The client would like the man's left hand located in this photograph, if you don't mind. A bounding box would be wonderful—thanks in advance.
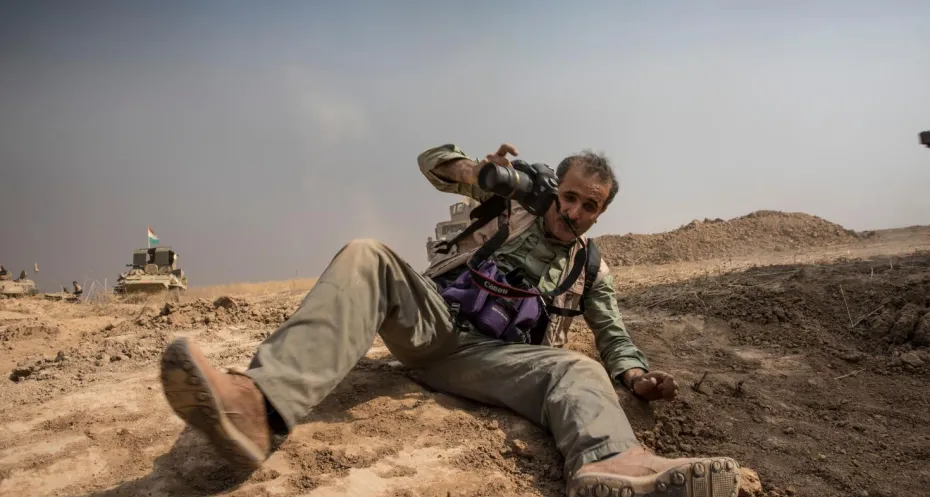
[482,143,519,167]
[630,371,679,401]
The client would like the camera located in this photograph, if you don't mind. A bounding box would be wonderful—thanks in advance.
[477,160,559,216]
[920,130,930,148]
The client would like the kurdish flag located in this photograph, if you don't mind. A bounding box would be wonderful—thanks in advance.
[147,226,160,247]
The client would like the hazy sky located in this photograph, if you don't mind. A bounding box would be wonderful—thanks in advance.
[2,1,928,291]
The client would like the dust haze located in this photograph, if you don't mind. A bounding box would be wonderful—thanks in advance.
[1,2,928,291]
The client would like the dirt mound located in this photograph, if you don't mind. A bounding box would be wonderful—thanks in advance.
[596,210,860,267]
[2,295,295,391]
[129,296,291,330]
[0,320,61,342]
[621,252,930,364]
[610,251,930,496]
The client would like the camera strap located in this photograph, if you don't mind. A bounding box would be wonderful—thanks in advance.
[433,197,598,318]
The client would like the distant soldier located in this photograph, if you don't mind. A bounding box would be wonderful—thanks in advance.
[18,270,27,281]
[0,265,9,280]
[72,281,83,296]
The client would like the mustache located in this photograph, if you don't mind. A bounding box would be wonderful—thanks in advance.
[557,213,577,228]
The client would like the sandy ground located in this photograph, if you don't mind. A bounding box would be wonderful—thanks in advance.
[2,225,930,497]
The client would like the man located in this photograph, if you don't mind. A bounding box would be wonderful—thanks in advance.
[159,143,743,497]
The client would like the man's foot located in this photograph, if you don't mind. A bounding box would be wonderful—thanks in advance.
[160,336,271,471]
[568,447,741,497]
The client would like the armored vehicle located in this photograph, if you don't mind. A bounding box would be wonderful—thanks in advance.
[0,268,38,298]
[113,246,188,295]
[425,197,479,262]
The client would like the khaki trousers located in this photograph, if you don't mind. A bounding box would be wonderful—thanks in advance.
[244,239,639,476]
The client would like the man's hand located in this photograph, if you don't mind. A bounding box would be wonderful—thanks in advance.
[482,143,520,168]
[623,370,679,402]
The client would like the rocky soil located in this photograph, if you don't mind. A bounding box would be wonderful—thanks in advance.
[1,217,929,497]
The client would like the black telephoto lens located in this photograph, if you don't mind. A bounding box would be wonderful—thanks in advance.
[477,163,532,200]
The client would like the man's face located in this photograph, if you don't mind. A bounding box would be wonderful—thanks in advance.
[543,163,611,242]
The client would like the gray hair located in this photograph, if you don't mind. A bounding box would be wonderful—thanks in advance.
[555,150,619,209]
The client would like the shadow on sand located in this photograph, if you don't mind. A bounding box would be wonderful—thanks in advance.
[78,358,441,497]
[80,425,254,497]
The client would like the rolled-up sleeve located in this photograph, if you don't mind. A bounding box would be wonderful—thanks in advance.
[417,144,493,202]
[583,271,650,383]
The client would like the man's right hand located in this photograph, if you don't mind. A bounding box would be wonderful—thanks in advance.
[630,371,679,402]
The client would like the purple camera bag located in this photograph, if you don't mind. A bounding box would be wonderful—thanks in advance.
[437,260,543,343]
